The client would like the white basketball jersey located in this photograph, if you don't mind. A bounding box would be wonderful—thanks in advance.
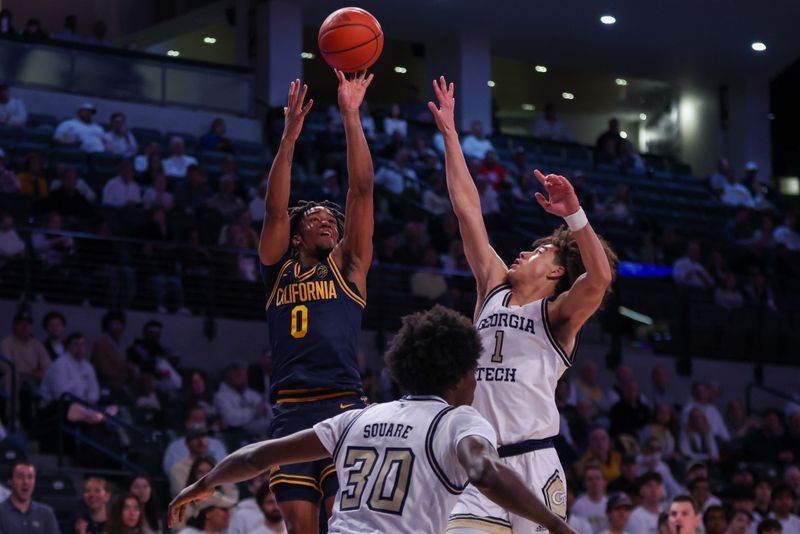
[313,396,496,534]
[471,284,575,444]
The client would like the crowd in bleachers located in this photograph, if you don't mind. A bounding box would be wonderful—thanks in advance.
[1,10,115,48]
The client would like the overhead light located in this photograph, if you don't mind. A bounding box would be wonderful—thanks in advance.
[394,66,407,74]
[600,15,616,25]
[620,131,628,139]
[639,113,647,121]
[300,52,315,59]
[561,92,574,100]
[203,36,216,44]
[751,41,766,52]
[521,104,535,111]
[615,78,628,86]
[487,80,496,88]
[166,50,180,57]
[534,65,548,73]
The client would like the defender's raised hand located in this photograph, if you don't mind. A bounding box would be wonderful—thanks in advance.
[533,170,581,218]
[336,69,374,114]
[427,76,456,135]
[283,79,314,141]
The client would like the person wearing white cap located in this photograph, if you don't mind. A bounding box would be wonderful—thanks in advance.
[0,81,27,128]
[53,102,109,153]
[176,491,237,534]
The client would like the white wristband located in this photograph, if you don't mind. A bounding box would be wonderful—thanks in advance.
[563,207,588,231]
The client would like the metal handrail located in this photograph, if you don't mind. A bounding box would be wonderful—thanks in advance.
[0,353,17,434]
[745,382,798,415]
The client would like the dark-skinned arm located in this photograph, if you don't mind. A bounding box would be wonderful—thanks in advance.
[457,436,577,534]
[258,80,314,265]
[168,429,327,527]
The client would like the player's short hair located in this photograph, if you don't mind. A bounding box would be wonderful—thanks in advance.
[288,200,345,244]
[670,494,700,513]
[531,225,618,296]
[385,305,481,396]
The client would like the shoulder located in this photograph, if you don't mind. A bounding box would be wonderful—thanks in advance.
[31,500,56,516]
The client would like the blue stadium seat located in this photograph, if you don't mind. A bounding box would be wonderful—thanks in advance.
[26,112,58,130]
[232,139,265,157]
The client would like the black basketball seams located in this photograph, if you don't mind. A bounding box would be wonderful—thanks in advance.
[321,33,383,70]
[319,23,381,54]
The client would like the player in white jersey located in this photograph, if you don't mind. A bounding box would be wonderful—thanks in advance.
[427,76,619,534]
[168,306,576,534]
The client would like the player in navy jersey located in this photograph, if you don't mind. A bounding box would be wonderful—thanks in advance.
[257,71,375,534]
[168,306,577,534]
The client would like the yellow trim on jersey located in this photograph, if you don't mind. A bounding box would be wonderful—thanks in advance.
[277,390,358,403]
[277,386,332,394]
[447,515,512,533]
[265,259,294,310]
[319,465,337,484]
[294,262,317,282]
[269,476,320,492]
[328,256,366,308]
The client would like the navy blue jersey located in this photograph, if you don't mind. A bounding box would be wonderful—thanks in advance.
[261,251,364,403]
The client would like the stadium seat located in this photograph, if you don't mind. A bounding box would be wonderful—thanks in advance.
[50,147,87,168]
[232,139,265,157]
[89,152,125,176]
[26,112,58,130]
[131,127,164,149]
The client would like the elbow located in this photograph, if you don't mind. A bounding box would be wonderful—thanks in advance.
[467,456,501,491]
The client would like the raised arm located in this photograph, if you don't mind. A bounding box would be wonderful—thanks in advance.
[428,76,506,304]
[535,171,614,339]
[331,70,374,298]
[258,80,314,265]
[168,429,327,527]
[457,436,576,534]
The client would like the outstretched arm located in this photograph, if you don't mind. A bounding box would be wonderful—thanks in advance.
[168,429,327,527]
[332,70,374,298]
[428,76,506,306]
[535,171,614,339]
[258,80,314,265]
[457,436,576,534]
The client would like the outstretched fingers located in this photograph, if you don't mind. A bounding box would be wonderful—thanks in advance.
[534,191,550,210]
[533,169,547,185]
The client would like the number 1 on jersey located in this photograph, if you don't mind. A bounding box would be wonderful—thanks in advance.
[491,330,504,363]
[291,304,308,338]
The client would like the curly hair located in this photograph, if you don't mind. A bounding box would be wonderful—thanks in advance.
[385,305,482,396]
[531,225,619,297]
[288,200,345,245]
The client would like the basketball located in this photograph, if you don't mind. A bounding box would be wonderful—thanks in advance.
[318,7,383,72]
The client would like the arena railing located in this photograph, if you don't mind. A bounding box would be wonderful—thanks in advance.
[0,35,255,116]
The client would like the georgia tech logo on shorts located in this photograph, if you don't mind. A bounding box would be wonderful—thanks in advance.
[542,470,567,520]
[316,265,329,279]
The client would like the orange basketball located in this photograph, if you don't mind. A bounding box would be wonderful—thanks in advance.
[318,7,383,73]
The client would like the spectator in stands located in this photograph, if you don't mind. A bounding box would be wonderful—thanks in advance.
[163,136,198,178]
[648,364,677,407]
[383,103,408,138]
[608,455,640,496]
[163,407,227,475]
[214,362,271,439]
[183,370,218,425]
[690,478,722,514]
[784,467,800,499]
[641,403,679,458]
[104,112,138,158]
[573,464,610,533]
[0,212,25,268]
[720,170,756,208]
[200,118,233,152]
[567,485,594,533]
[673,241,715,290]
[234,483,285,534]
[596,118,624,156]
[129,474,163,534]
[714,273,745,310]
[773,212,800,251]
[184,456,240,503]
[479,150,506,190]
[462,120,495,160]
[726,509,753,534]
[753,480,774,524]
[90,310,129,388]
[41,310,66,361]
[77,476,111,534]
[680,408,720,462]
[46,171,94,223]
[374,147,419,196]
[606,185,633,221]
[0,148,20,194]
[476,172,501,227]
[620,141,646,174]
[16,153,48,199]
[421,171,451,216]
[577,428,622,482]
[134,141,160,174]
[106,493,144,534]
[575,361,606,409]
[606,365,639,408]
[668,496,704,534]
[31,212,77,273]
[87,20,112,47]
[744,409,786,461]
[0,81,27,128]
[709,158,734,196]
[601,492,633,534]
[743,267,778,311]
[1,311,50,397]
[703,505,728,534]
[359,100,377,140]
[248,179,267,224]
[223,222,258,282]
[0,461,59,534]
[127,319,183,389]
[610,380,651,438]
[53,102,108,153]
[175,165,213,212]
[726,399,760,445]
[51,164,97,201]
[206,174,244,221]
[19,18,47,41]
[627,472,665,533]
[0,9,14,35]
[142,171,174,211]
[169,426,213,496]
[781,412,800,463]
[53,14,82,42]
[532,103,572,142]
[39,331,101,417]
[180,492,236,534]
[682,381,730,442]
[409,247,448,303]
[103,161,142,208]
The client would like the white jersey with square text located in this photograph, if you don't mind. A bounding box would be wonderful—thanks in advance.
[472,284,575,444]
[313,396,497,534]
